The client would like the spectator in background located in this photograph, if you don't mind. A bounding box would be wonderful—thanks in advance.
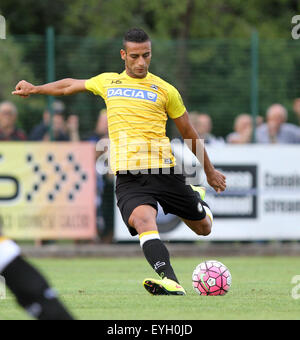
[29,100,80,141]
[66,114,80,142]
[189,111,224,145]
[293,98,300,126]
[42,112,69,141]
[256,115,264,127]
[0,101,27,141]
[30,100,64,140]
[227,114,253,144]
[227,114,264,144]
[256,103,300,143]
[86,109,114,243]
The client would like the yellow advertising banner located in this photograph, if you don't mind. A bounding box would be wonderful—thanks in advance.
[0,142,96,239]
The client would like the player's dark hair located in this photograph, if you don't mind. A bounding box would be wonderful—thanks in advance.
[123,28,150,48]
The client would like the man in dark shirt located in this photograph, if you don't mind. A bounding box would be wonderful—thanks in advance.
[0,101,26,141]
[30,100,80,142]
[29,100,70,141]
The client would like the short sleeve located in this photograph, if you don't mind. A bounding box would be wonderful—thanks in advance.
[166,84,186,119]
[85,74,106,98]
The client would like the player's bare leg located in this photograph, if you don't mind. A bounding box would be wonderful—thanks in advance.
[128,204,158,236]
[183,185,214,236]
[129,205,186,295]
[181,215,212,236]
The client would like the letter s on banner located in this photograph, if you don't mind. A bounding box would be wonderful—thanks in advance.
[291,15,300,40]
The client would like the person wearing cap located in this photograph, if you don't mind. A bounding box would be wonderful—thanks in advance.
[0,101,27,141]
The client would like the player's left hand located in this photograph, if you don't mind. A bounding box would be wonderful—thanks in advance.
[206,169,226,194]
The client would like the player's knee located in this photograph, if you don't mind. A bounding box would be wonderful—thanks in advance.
[129,214,155,232]
[128,206,157,232]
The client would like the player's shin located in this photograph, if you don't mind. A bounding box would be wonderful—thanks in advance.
[140,231,179,283]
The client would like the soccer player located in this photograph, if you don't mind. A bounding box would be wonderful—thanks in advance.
[12,28,226,296]
[0,228,73,319]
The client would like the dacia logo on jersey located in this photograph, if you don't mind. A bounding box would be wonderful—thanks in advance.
[107,88,158,102]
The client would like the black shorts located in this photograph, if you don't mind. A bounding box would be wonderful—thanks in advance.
[115,167,208,236]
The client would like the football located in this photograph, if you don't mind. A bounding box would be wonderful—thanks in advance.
[192,260,232,296]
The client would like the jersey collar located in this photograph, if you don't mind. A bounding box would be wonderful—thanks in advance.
[121,70,150,81]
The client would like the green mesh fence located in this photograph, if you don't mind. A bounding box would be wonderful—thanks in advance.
[6,34,300,139]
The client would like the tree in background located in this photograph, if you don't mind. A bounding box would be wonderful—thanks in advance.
[1,0,298,39]
[0,37,45,132]
[1,0,299,137]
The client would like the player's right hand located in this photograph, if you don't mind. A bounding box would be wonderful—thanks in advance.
[206,168,227,194]
[12,80,35,98]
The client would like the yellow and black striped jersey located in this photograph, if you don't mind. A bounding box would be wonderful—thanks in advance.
[85,70,186,174]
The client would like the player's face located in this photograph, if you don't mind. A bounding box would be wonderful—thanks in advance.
[121,41,152,78]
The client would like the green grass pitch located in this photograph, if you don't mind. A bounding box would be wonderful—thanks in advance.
[0,256,299,320]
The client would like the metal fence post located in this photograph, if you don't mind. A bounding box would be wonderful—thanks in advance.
[46,26,55,141]
[251,30,259,143]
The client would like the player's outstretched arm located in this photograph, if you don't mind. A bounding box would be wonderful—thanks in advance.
[12,79,87,98]
[173,111,226,193]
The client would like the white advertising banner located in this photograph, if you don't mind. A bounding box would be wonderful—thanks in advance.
[114,145,300,241]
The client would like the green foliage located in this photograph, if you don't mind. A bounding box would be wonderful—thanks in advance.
[1,0,299,137]
[61,0,299,40]
[0,37,45,132]
[2,34,299,138]
[1,0,299,39]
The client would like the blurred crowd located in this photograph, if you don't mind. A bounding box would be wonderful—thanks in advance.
[188,99,300,145]
[0,100,80,142]
[1,98,300,145]
[1,98,300,244]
